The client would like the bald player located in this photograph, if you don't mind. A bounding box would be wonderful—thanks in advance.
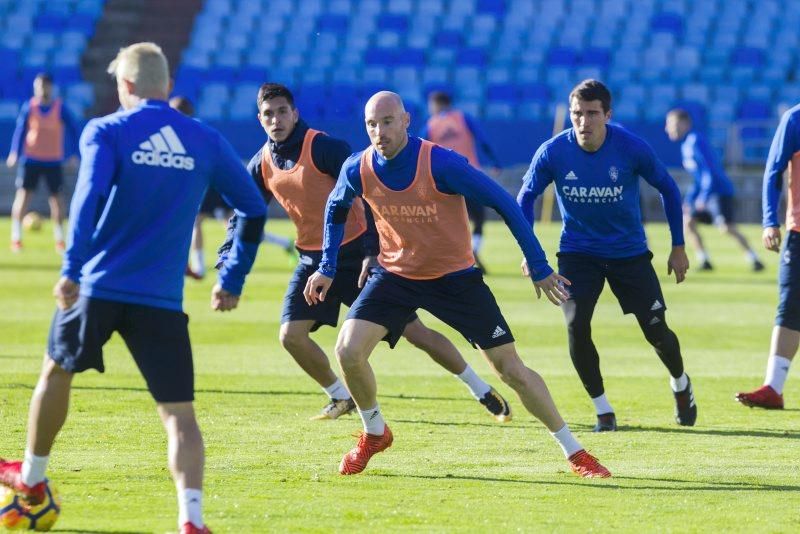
[304,92,611,479]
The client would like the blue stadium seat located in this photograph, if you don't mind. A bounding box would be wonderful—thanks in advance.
[650,12,683,37]
[547,47,578,67]
[457,48,487,67]
[377,14,409,32]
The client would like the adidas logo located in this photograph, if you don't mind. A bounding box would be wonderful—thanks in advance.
[565,170,578,180]
[131,125,195,170]
[650,300,663,311]
[371,186,386,197]
[649,316,661,325]
[491,325,506,339]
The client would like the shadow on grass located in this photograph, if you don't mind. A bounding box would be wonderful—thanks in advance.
[393,417,533,429]
[373,472,800,492]
[0,383,470,403]
[570,422,800,439]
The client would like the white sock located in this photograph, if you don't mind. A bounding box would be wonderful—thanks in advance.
[764,355,792,395]
[191,249,205,275]
[471,234,483,253]
[746,250,759,262]
[21,450,48,486]
[455,365,491,399]
[358,404,386,435]
[11,219,21,242]
[696,251,709,263]
[323,378,351,400]
[53,222,64,242]
[550,424,583,458]
[670,372,689,392]
[178,488,203,529]
[591,393,614,415]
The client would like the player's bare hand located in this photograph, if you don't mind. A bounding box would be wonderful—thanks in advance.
[53,276,79,310]
[763,226,782,252]
[521,259,530,277]
[211,283,239,311]
[358,255,378,288]
[5,153,16,168]
[533,272,571,305]
[667,246,689,284]
[304,271,333,305]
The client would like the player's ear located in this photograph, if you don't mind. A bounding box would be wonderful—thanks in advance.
[292,106,299,124]
[403,111,411,127]
[167,77,174,95]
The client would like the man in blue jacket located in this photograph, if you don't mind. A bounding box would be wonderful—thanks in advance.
[665,108,764,271]
[0,43,266,534]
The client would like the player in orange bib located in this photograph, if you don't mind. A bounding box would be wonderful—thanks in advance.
[304,91,611,479]
[217,83,511,422]
[6,72,79,252]
[420,91,503,273]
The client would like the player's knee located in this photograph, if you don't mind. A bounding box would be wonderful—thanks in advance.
[279,325,309,352]
[640,314,671,346]
[335,340,367,369]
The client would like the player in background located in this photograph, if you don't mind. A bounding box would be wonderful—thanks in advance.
[665,108,764,272]
[420,91,502,273]
[6,72,80,253]
[735,104,800,409]
[169,96,295,280]
[0,43,267,534]
[518,80,696,432]
[218,83,511,422]
[304,91,610,478]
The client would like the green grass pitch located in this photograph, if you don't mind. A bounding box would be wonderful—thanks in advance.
[0,217,798,533]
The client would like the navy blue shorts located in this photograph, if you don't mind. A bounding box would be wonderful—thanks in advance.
[347,267,514,350]
[777,230,800,331]
[199,188,230,216]
[47,296,194,403]
[558,251,666,316]
[689,194,735,225]
[282,237,415,331]
[17,163,63,194]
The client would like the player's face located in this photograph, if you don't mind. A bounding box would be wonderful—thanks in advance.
[365,103,410,159]
[570,98,610,151]
[665,113,687,141]
[258,97,299,142]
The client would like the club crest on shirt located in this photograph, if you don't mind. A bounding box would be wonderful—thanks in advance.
[609,166,619,182]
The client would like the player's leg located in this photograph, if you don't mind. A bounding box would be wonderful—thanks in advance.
[280,319,355,419]
[45,166,65,251]
[1,297,117,504]
[716,196,763,270]
[282,261,359,419]
[121,303,208,531]
[188,213,206,279]
[557,254,614,430]
[335,318,394,474]
[10,166,35,250]
[684,206,712,270]
[737,232,800,408]
[401,317,511,421]
[609,253,696,425]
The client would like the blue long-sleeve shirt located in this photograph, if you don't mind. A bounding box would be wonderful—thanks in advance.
[63,99,266,310]
[419,110,502,168]
[8,99,80,165]
[679,130,735,206]
[319,135,554,281]
[763,104,800,228]
[517,124,684,258]
[217,120,379,261]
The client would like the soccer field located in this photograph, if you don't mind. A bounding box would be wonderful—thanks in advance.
[0,217,798,533]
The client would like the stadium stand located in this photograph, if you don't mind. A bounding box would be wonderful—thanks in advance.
[0,0,797,170]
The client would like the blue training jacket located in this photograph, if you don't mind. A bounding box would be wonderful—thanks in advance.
[62,99,267,311]
[517,123,684,258]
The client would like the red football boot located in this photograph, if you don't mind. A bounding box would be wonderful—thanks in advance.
[0,459,46,505]
[180,522,212,534]
[735,385,784,409]
[339,425,393,475]
[568,450,612,478]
